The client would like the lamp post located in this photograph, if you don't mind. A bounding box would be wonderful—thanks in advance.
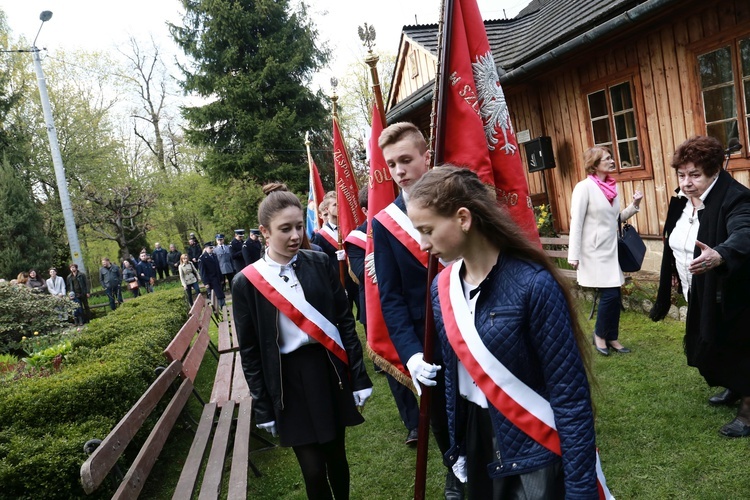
[31,11,86,273]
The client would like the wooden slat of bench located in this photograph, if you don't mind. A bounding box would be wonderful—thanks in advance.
[80,360,183,494]
[228,398,253,500]
[558,269,577,280]
[540,236,570,245]
[189,293,206,317]
[228,305,239,348]
[231,352,250,403]
[198,400,236,500]
[545,250,568,259]
[164,315,201,363]
[172,403,218,500]
[183,329,210,383]
[217,320,232,353]
[211,352,235,407]
[199,301,212,334]
[113,377,195,500]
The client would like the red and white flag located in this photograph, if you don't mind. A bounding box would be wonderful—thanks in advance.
[333,117,365,240]
[443,0,540,245]
[306,156,326,236]
[364,103,409,377]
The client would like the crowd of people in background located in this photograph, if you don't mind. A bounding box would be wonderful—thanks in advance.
[2,235,258,325]
[5,264,92,326]
[93,234,268,310]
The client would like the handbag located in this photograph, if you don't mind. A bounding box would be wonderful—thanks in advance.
[617,215,646,272]
[128,280,139,290]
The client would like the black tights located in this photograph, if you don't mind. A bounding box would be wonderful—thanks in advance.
[292,432,349,500]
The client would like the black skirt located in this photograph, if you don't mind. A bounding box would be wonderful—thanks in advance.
[277,343,364,447]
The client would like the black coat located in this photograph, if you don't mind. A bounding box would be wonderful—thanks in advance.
[198,252,222,285]
[242,239,262,266]
[344,221,367,325]
[230,238,245,272]
[66,271,89,297]
[232,250,372,425]
[151,247,168,268]
[187,243,202,263]
[651,170,750,392]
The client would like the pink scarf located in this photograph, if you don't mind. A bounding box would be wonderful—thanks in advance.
[588,174,617,205]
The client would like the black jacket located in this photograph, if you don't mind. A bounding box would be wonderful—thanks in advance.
[66,271,89,297]
[232,249,372,424]
[187,243,202,263]
[230,238,246,272]
[242,238,262,266]
[151,247,168,267]
[650,171,750,367]
[198,252,223,285]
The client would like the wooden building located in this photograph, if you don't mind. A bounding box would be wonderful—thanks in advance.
[385,0,750,272]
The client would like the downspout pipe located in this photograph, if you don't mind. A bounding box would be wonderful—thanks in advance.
[499,0,681,84]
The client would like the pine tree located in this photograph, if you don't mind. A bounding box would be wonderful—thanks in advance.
[0,160,54,279]
[170,0,330,192]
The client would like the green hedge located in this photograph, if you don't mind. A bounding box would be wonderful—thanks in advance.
[0,288,188,499]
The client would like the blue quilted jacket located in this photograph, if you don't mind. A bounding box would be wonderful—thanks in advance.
[431,255,599,499]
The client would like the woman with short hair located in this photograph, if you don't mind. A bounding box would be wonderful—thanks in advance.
[650,135,750,437]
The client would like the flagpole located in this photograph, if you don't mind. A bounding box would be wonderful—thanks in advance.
[359,24,388,127]
[304,131,319,229]
[330,79,347,286]
[414,1,454,499]
[360,24,400,199]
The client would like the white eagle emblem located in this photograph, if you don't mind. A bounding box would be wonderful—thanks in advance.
[472,51,516,154]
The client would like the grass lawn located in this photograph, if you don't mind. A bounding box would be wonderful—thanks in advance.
[140,299,750,499]
[585,306,749,499]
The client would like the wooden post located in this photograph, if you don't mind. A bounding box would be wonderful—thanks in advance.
[360,24,399,198]
[330,79,347,286]
[414,1,454,499]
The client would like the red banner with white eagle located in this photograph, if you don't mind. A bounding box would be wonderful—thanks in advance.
[364,103,410,378]
[443,0,540,246]
[333,117,365,240]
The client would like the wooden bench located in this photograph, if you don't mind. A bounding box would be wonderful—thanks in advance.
[540,236,630,319]
[80,293,262,499]
[540,236,577,281]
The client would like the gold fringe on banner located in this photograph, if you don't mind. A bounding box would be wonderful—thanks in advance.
[367,344,418,395]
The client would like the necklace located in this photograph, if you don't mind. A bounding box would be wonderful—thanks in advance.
[688,206,698,224]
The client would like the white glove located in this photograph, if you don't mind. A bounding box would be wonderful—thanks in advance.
[452,456,467,483]
[406,353,440,396]
[365,252,377,284]
[257,421,278,437]
[336,249,347,261]
[353,387,373,407]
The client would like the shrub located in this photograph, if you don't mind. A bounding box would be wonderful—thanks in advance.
[0,288,187,498]
[0,283,76,355]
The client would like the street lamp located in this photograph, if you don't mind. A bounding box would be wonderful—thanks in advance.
[31,11,86,273]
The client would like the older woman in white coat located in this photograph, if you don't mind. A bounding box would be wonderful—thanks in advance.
[568,147,643,356]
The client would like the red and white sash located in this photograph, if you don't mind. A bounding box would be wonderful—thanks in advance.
[374,203,429,268]
[242,259,348,365]
[344,229,366,250]
[318,224,339,249]
[437,262,613,499]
